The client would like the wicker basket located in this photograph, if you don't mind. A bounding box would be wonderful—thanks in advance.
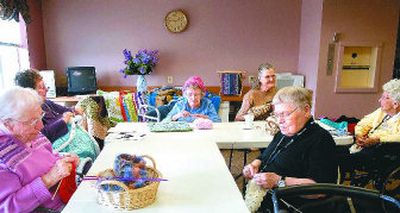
[96,155,162,210]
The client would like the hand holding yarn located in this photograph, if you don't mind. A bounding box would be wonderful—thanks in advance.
[62,112,74,124]
[42,156,76,188]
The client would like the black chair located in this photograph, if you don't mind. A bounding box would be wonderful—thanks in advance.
[270,183,400,213]
[346,143,400,199]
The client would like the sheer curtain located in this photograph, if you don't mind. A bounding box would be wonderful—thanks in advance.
[0,19,30,89]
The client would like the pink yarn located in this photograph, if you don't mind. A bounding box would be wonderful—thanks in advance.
[193,118,213,129]
[183,76,207,93]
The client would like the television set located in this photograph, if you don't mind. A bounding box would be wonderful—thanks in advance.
[66,66,97,95]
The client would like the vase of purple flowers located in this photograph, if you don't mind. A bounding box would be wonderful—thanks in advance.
[120,48,159,92]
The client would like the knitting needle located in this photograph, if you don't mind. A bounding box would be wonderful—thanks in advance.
[51,179,63,200]
[82,176,168,182]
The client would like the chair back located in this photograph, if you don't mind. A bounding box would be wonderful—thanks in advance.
[270,183,400,213]
[138,104,160,122]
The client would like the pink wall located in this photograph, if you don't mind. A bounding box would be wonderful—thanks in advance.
[297,0,323,111]
[27,0,46,70]
[314,0,400,119]
[41,0,301,87]
[33,0,400,119]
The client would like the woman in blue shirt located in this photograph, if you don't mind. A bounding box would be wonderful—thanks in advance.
[163,76,221,122]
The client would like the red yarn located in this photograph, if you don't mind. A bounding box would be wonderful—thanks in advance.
[58,163,77,204]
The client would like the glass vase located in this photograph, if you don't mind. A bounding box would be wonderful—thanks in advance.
[136,75,147,92]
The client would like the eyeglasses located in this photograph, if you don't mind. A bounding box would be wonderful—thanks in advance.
[186,92,202,98]
[265,74,276,79]
[16,112,45,126]
[273,107,298,119]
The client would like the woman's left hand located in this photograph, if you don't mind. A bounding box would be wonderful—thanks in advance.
[61,153,80,166]
[363,137,380,147]
[253,172,281,189]
[74,106,84,115]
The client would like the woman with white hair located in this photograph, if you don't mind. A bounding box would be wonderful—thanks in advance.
[339,79,400,174]
[355,79,400,146]
[0,87,79,212]
[242,86,337,212]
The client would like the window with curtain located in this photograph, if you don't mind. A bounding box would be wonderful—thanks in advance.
[0,19,30,90]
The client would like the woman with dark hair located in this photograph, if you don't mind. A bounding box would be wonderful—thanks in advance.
[235,63,277,121]
[15,69,99,174]
[14,69,82,142]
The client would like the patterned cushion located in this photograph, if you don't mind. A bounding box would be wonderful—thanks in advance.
[96,90,139,123]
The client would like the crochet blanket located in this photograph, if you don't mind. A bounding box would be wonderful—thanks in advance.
[148,122,193,132]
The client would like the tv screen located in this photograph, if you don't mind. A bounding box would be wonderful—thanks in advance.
[66,66,97,95]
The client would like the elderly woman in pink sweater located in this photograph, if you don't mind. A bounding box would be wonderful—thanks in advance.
[0,87,79,212]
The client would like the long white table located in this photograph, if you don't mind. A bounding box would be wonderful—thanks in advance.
[64,121,354,212]
[63,139,249,212]
[106,121,354,149]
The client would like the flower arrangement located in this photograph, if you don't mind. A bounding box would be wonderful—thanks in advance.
[120,49,159,77]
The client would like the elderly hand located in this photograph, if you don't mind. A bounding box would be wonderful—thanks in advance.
[172,110,190,121]
[363,136,380,147]
[74,106,84,115]
[243,160,261,179]
[62,112,74,124]
[253,172,281,189]
[356,135,380,147]
[41,156,76,188]
[61,153,80,166]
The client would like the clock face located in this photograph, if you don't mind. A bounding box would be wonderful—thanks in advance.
[164,10,188,33]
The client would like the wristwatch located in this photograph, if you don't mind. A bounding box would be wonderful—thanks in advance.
[277,176,286,188]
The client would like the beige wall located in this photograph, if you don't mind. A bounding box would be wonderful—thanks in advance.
[313,0,400,118]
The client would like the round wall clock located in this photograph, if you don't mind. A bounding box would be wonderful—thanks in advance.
[164,9,189,33]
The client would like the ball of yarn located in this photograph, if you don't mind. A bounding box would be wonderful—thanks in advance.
[193,118,213,129]
[113,153,148,189]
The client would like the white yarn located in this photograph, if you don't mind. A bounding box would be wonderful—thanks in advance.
[244,179,268,212]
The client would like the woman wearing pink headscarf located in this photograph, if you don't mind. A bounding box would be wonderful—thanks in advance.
[163,76,221,122]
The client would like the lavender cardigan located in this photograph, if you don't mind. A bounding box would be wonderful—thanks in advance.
[0,132,64,212]
[41,99,73,142]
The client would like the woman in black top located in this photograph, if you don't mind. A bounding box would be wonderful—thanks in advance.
[243,86,337,212]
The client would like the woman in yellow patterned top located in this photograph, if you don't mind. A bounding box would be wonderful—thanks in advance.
[235,63,277,121]
[355,79,400,147]
[339,79,400,176]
